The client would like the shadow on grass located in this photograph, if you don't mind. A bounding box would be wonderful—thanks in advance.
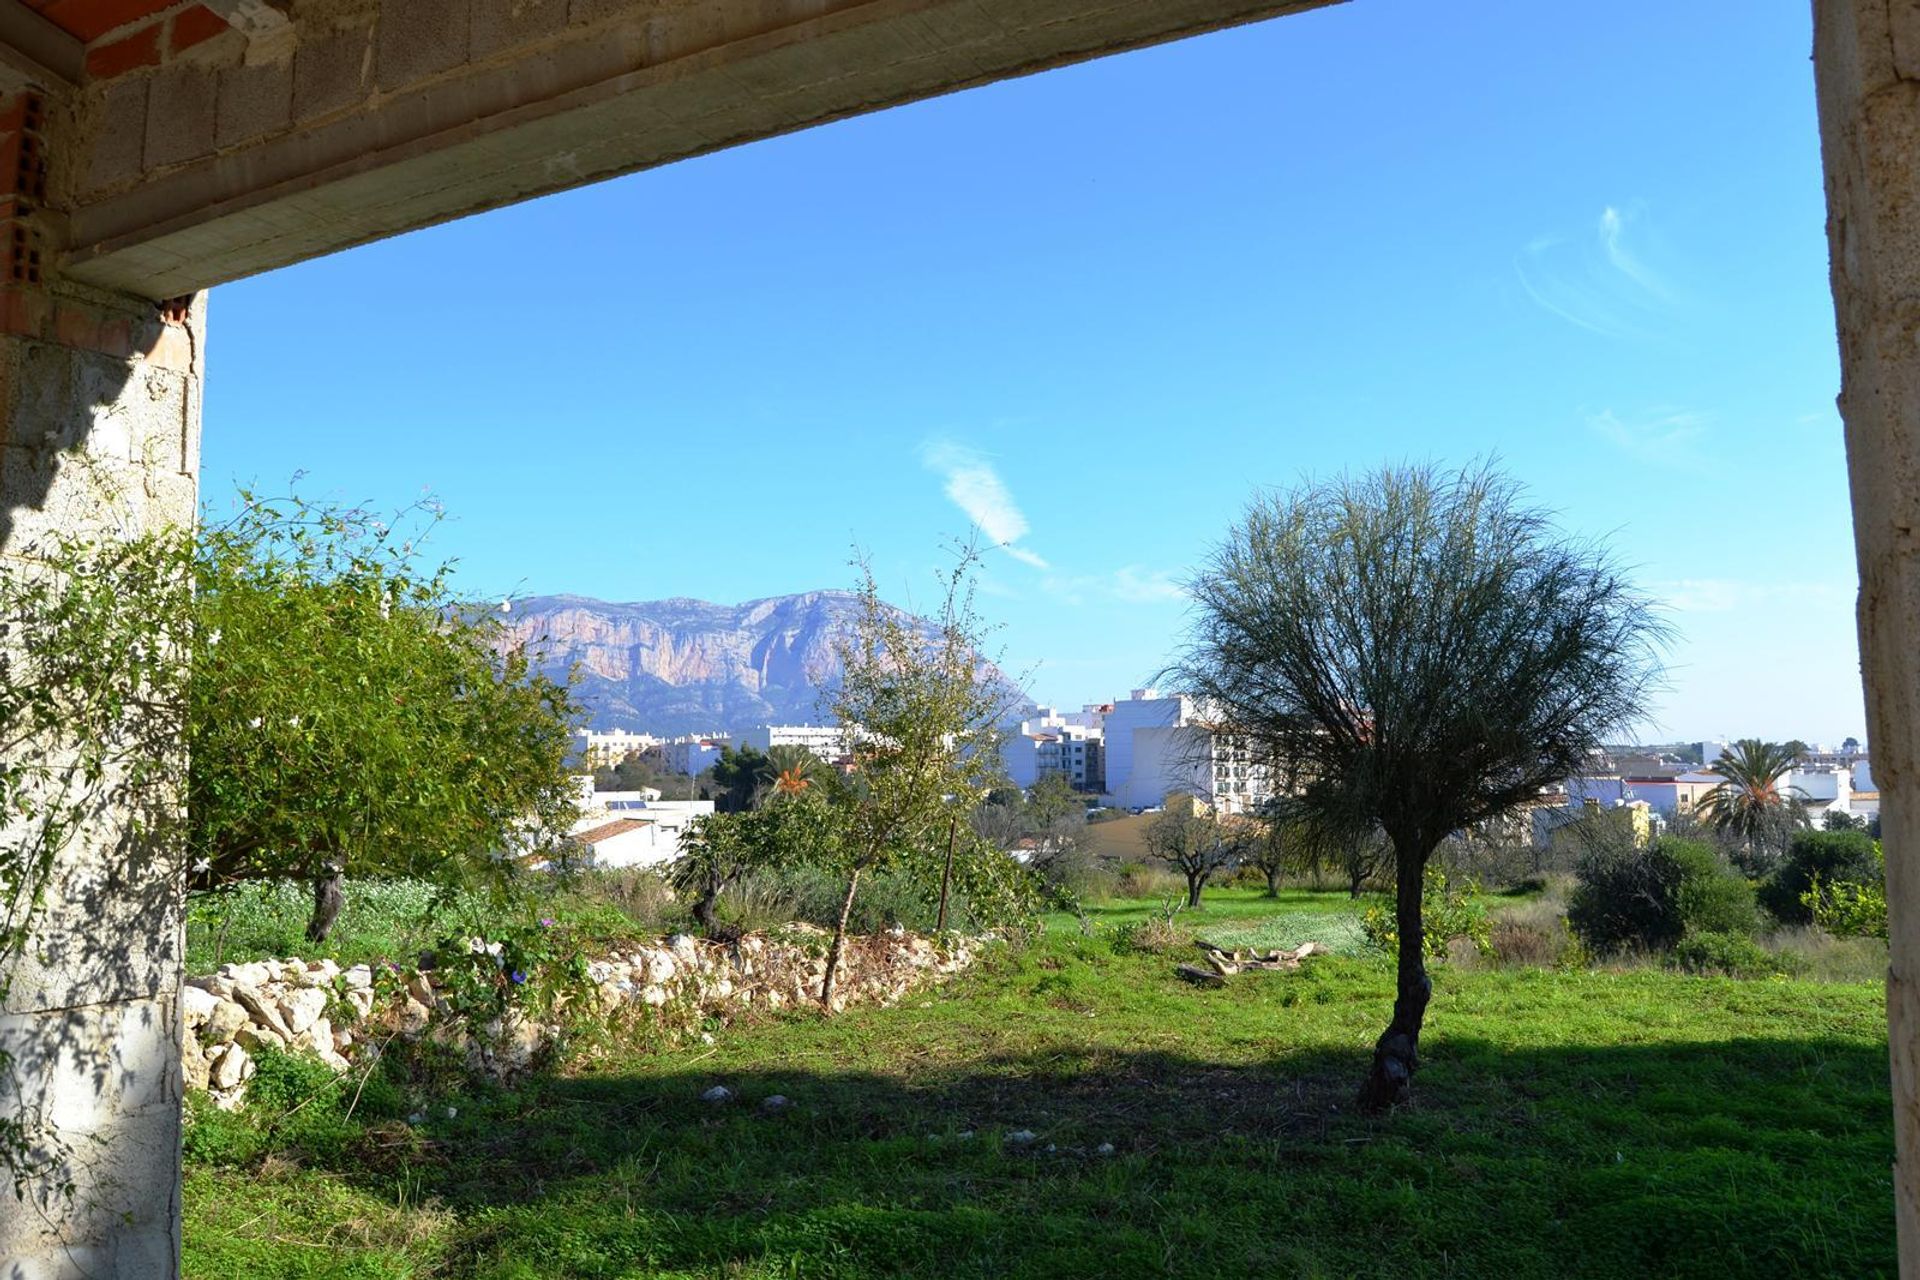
[247,1032,1894,1280]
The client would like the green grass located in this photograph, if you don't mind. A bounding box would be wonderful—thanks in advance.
[183,890,1895,1279]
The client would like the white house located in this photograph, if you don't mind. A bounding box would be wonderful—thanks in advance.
[562,798,716,868]
[738,723,849,762]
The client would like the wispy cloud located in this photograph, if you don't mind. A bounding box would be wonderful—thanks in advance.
[1586,407,1713,472]
[1042,566,1187,607]
[1517,203,1679,338]
[919,440,1049,569]
[1654,578,1852,614]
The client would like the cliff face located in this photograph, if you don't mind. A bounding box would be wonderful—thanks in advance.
[501,590,1001,735]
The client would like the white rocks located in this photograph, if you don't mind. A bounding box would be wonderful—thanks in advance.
[205,999,248,1043]
[182,1035,209,1092]
[1004,1129,1038,1148]
[183,926,982,1112]
[1095,1142,1116,1157]
[278,987,328,1036]
[181,984,219,1028]
[209,1043,252,1091]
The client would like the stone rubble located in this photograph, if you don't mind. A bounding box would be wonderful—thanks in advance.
[180,927,979,1110]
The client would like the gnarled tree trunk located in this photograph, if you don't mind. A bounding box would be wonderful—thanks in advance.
[1185,870,1205,908]
[1357,842,1431,1111]
[305,862,344,944]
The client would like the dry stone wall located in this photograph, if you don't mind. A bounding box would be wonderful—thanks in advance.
[181,926,978,1109]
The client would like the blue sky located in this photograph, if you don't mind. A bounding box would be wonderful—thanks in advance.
[201,0,1860,745]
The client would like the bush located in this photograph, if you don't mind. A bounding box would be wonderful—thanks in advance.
[1761,829,1880,925]
[1806,873,1888,940]
[1361,865,1492,961]
[1671,930,1785,979]
[1568,837,1756,955]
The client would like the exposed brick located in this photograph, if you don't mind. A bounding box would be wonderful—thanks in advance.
[168,5,228,54]
[472,0,565,59]
[215,57,291,148]
[292,23,369,123]
[144,64,216,168]
[84,78,148,193]
[85,24,162,79]
[375,0,471,91]
[44,0,171,43]
[144,321,194,371]
[0,286,50,340]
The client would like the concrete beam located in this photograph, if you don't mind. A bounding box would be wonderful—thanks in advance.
[59,0,1339,299]
[0,5,82,94]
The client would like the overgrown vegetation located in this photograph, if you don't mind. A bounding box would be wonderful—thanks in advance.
[182,887,1894,1280]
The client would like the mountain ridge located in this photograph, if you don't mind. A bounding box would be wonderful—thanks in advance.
[500,589,1011,736]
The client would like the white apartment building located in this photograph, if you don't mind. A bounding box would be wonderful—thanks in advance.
[1101,688,1273,815]
[1005,721,1104,791]
[573,727,661,767]
[738,723,850,762]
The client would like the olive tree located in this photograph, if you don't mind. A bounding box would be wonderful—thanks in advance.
[1169,463,1663,1109]
[1143,793,1243,907]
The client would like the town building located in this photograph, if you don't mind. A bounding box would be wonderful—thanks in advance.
[1100,689,1274,815]
[573,727,660,767]
[662,735,728,776]
[738,723,850,762]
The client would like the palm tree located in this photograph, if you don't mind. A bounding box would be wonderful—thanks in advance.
[759,743,832,799]
[1698,738,1809,873]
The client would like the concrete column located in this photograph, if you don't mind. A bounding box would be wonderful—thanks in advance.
[0,284,202,1277]
[1814,3,1920,1273]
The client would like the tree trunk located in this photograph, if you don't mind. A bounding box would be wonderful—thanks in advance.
[1348,864,1364,898]
[1357,843,1431,1112]
[1264,865,1282,898]
[935,814,958,932]
[819,865,863,1011]
[304,865,344,944]
[1186,871,1204,908]
[692,887,720,935]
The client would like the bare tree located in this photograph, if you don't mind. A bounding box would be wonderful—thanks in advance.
[1168,463,1664,1110]
[1144,793,1244,907]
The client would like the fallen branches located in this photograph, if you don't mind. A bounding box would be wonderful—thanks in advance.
[1176,940,1323,987]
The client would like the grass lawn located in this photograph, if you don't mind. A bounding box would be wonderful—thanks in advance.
[182,891,1895,1279]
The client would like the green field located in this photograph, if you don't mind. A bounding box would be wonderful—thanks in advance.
[182,889,1895,1279]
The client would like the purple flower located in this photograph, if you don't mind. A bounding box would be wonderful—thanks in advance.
[538,918,556,928]
[510,970,528,985]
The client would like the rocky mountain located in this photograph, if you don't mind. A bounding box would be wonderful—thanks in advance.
[500,590,1016,736]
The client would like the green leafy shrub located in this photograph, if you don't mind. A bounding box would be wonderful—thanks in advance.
[1361,865,1492,961]
[1671,930,1786,979]
[241,1045,361,1161]
[1569,836,1755,954]
[1805,872,1889,940]
[1761,829,1881,925]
